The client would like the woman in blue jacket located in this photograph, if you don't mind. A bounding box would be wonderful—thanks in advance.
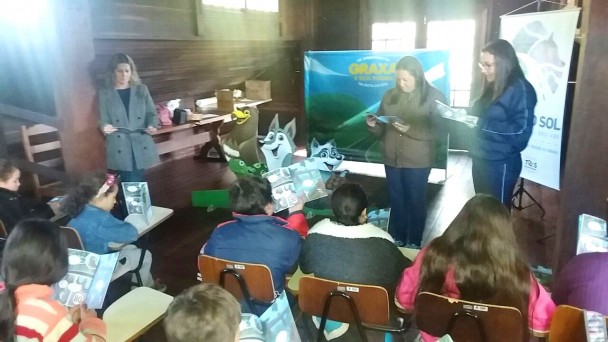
[469,39,537,209]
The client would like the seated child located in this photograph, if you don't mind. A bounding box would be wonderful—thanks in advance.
[164,283,244,342]
[395,194,555,342]
[200,176,308,313]
[62,172,160,289]
[0,159,57,233]
[0,219,106,341]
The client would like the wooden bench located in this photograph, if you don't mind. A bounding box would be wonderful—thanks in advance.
[151,113,232,160]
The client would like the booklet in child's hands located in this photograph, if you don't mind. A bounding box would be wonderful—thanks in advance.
[122,182,153,224]
[263,158,329,212]
[576,214,608,255]
[52,249,119,309]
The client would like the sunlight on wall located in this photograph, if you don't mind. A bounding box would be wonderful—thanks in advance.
[371,22,417,51]
[0,0,49,27]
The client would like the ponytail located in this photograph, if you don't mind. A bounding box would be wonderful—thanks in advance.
[0,284,17,341]
[62,171,116,217]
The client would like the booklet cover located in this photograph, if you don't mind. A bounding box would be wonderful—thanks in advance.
[366,113,403,124]
[52,249,119,309]
[584,310,608,342]
[576,214,608,255]
[435,100,478,126]
[122,182,153,224]
[263,158,329,212]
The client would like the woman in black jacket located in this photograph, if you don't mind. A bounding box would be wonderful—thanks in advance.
[0,159,55,233]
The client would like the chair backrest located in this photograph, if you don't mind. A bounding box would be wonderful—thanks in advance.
[416,292,524,342]
[0,219,7,239]
[549,305,608,342]
[59,226,84,250]
[20,124,64,197]
[197,255,276,303]
[298,275,391,326]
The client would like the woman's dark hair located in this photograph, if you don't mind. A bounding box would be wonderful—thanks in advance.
[391,56,433,106]
[62,171,118,218]
[418,194,531,331]
[104,53,141,88]
[480,39,525,102]
[0,219,69,340]
[229,176,273,215]
[0,159,17,182]
[331,183,368,226]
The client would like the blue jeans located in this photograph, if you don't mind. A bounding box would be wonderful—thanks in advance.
[385,166,430,246]
[471,155,522,210]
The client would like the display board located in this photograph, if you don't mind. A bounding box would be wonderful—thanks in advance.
[304,50,451,168]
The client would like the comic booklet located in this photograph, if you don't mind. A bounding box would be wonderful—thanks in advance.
[122,182,153,224]
[576,214,608,255]
[52,249,119,309]
[263,158,328,212]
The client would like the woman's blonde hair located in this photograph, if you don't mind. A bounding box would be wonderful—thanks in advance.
[418,194,531,320]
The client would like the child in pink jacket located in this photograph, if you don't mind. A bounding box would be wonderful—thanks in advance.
[395,195,555,341]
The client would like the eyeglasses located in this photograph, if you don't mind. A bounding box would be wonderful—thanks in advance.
[478,62,495,70]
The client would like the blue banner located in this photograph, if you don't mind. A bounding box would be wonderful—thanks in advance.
[304,49,451,167]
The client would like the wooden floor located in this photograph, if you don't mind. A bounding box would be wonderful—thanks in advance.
[139,150,556,341]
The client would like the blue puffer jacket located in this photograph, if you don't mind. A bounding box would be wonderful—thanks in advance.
[201,212,306,295]
[469,78,537,161]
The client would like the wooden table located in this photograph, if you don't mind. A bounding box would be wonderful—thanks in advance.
[287,247,420,295]
[103,287,173,342]
[109,206,174,286]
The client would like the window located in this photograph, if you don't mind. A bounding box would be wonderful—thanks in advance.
[371,22,416,51]
[202,0,278,12]
[426,20,476,107]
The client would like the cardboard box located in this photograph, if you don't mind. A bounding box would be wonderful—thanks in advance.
[245,80,271,100]
[216,89,235,112]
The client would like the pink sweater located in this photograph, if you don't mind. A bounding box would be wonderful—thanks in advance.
[14,284,106,341]
[395,247,555,341]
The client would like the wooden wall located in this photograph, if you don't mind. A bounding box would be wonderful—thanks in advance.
[554,0,608,273]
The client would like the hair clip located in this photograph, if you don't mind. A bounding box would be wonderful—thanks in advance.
[95,174,117,198]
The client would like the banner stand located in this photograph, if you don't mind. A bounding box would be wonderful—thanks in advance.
[512,178,546,218]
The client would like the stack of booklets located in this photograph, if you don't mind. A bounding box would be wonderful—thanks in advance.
[52,249,119,309]
[576,214,608,255]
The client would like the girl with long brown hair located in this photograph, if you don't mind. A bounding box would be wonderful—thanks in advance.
[395,194,555,341]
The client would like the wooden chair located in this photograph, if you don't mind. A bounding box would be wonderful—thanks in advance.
[548,305,608,342]
[416,292,533,342]
[20,124,65,198]
[0,220,7,239]
[298,275,409,342]
[103,287,173,342]
[59,226,84,250]
[197,254,276,316]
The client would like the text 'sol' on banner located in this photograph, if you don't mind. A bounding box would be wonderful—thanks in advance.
[501,8,580,190]
[304,50,451,168]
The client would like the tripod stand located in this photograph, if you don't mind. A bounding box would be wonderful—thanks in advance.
[512,178,546,219]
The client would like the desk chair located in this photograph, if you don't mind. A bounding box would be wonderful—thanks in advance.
[103,287,173,342]
[549,305,608,342]
[197,255,276,316]
[416,292,535,342]
[20,124,65,199]
[298,275,409,342]
[59,226,84,250]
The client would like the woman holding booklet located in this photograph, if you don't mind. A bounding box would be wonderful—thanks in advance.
[98,53,159,183]
[468,39,536,209]
[366,56,447,248]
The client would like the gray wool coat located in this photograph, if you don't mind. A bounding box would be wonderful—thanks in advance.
[98,84,160,171]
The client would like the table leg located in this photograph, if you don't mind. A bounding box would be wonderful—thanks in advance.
[195,121,227,162]
[129,233,150,287]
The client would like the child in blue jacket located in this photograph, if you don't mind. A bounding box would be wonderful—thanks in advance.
[63,172,158,288]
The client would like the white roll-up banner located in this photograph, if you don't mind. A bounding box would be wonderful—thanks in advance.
[500,8,580,190]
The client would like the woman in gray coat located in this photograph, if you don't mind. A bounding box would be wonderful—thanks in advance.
[98,53,159,182]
